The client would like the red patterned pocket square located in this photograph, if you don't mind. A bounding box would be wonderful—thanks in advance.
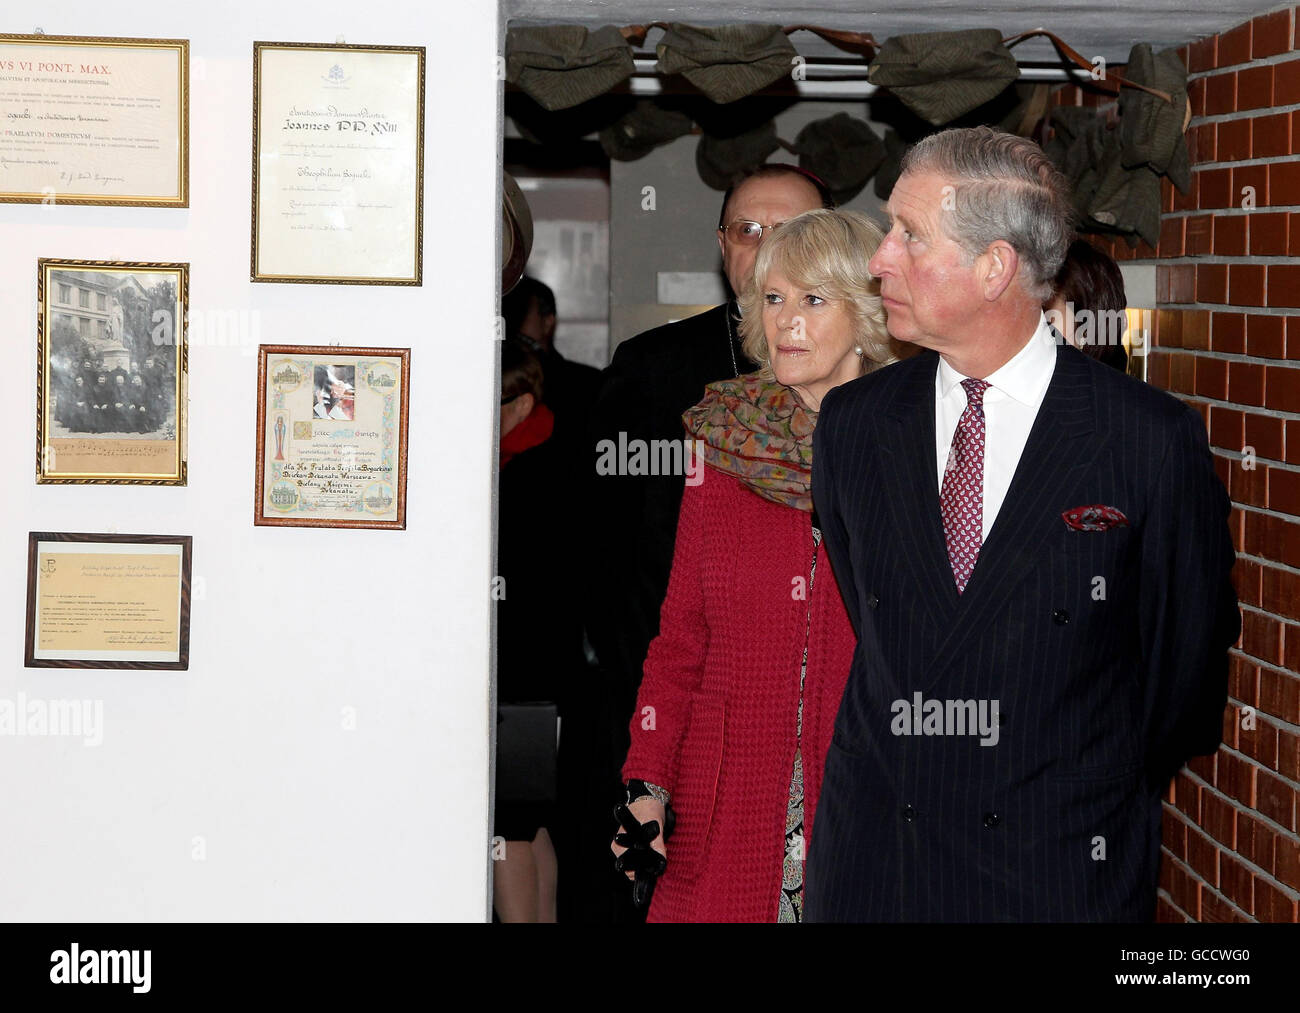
[1062,504,1129,531]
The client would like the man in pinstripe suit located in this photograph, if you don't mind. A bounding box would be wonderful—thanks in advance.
[805,127,1240,922]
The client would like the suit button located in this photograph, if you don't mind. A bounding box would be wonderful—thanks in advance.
[983,812,1001,828]
[867,592,879,609]
[900,804,915,822]
[1052,609,1070,625]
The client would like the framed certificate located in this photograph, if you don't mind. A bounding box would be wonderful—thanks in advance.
[37,258,188,485]
[25,532,192,670]
[254,345,410,528]
[0,34,188,206]
[251,41,425,285]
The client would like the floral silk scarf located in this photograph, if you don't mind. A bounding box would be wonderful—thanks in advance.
[682,372,817,512]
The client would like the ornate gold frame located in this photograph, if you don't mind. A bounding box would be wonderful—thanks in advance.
[250,41,425,285]
[0,34,188,207]
[36,257,189,485]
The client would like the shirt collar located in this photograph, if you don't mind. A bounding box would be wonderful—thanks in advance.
[936,312,1057,406]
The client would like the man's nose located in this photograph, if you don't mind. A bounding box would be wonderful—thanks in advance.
[867,236,896,278]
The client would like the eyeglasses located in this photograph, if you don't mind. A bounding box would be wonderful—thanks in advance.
[718,220,784,245]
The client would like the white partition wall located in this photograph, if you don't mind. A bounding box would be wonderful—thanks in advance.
[0,1,499,920]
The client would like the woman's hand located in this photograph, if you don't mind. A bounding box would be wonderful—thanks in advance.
[610,796,668,880]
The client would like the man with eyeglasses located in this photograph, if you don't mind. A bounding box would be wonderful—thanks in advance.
[581,164,832,921]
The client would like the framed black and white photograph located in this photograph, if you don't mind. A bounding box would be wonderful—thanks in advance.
[37,258,188,484]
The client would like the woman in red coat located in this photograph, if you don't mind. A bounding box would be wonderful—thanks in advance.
[612,209,899,921]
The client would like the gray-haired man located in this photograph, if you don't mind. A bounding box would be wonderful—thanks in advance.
[806,126,1239,922]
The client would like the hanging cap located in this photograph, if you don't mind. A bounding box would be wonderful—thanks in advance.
[501,172,534,294]
[872,128,909,199]
[506,25,634,111]
[792,113,884,203]
[599,100,695,161]
[868,28,1020,125]
[1087,136,1162,248]
[656,23,798,105]
[695,120,782,190]
[1118,43,1191,193]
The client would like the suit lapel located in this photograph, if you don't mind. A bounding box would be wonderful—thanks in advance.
[879,351,961,630]
[690,302,740,379]
[923,342,1102,685]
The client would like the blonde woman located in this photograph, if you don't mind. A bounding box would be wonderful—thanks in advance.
[612,209,901,921]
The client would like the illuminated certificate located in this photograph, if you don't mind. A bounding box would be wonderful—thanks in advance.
[254,345,410,529]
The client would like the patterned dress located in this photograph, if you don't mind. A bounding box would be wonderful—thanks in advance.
[778,525,821,923]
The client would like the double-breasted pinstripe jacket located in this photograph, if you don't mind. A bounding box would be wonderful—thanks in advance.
[805,343,1240,922]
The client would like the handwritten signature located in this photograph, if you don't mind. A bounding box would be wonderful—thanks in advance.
[57,169,127,186]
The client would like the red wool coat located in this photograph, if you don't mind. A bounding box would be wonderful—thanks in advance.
[622,466,857,922]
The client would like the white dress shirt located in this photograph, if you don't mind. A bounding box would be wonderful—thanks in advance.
[935,312,1058,541]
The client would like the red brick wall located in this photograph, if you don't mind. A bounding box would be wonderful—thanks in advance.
[1052,5,1300,923]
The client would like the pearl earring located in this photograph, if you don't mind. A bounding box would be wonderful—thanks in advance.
[855,346,863,355]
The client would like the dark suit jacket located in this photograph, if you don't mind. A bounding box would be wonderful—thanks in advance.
[586,302,757,734]
[805,342,1240,922]
[497,430,586,705]
[532,343,600,451]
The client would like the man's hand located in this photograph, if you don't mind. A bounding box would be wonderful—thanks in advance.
[610,796,667,880]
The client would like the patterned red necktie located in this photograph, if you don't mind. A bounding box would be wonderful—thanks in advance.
[940,378,991,594]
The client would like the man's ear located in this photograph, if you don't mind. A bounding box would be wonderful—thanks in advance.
[980,240,1021,302]
[501,391,534,437]
[504,387,530,418]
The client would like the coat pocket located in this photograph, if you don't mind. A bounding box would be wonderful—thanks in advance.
[1049,759,1144,783]
[668,692,726,886]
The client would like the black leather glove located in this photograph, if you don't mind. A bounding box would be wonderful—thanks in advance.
[612,801,675,908]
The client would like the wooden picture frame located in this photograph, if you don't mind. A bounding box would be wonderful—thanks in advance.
[254,345,410,529]
[25,531,192,670]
